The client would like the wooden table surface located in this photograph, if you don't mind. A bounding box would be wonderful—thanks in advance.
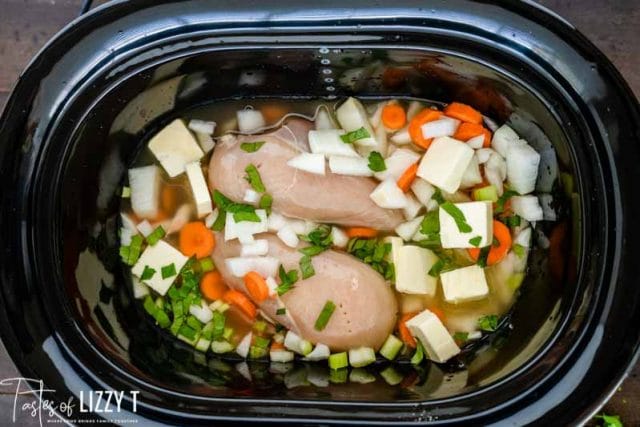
[0,0,638,425]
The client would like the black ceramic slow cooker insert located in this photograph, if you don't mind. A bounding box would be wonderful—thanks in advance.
[1,0,639,424]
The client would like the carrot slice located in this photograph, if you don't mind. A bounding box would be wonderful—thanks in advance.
[200,270,227,301]
[243,271,270,303]
[381,104,407,130]
[345,227,378,239]
[408,109,443,150]
[270,341,286,351]
[397,163,418,192]
[453,122,492,147]
[179,222,216,258]
[468,220,512,266]
[223,289,257,319]
[398,312,417,348]
[444,102,482,124]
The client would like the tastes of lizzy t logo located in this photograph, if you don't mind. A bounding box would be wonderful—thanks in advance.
[0,377,139,425]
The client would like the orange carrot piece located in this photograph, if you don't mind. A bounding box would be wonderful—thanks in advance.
[398,312,417,348]
[454,122,492,147]
[200,270,227,301]
[270,341,286,351]
[397,163,419,192]
[408,109,443,150]
[179,222,216,258]
[381,104,407,130]
[468,220,512,266]
[345,227,378,239]
[444,102,482,124]
[223,289,257,319]
[243,271,270,303]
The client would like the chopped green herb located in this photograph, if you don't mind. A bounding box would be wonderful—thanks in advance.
[199,257,215,272]
[432,188,445,204]
[469,236,482,247]
[259,193,273,210]
[410,342,424,365]
[240,141,266,153]
[367,151,386,172]
[126,235,144,266]
[420,210,440,235]
[595,414,623,427]
[505,215,521,228]
[314,300,336,331]
[276,265,298,296]
[161,263,177,279]
[140,266,156,281]
[299,255,315,279]
[212,190,260,222]
[232,209,261,223]
[253,320,267,333]
[254,335,270,349]
[146,225,166,246]
[301,225,333,249]
[494,190,518,214]
[143,295,157,316]
[178,325,197,340]
[119,246,130,264]
[340,126,370,144]
[276,308,286,315]
[154,310,171,328]
[244,164,266,193]
[299,245,327,257]
[453,332,469,343]
[428,259,445,277]
[441,202,472,233]
[186,315,202,331]
[512,244,526,259]
[414,235,441,249]
[347,238,395,281]
[478,314,499,332]
[476,245,491,267]
[211,210,226,231]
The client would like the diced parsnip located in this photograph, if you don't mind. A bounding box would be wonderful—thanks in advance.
[132,240,189,296]
[539,194,557,221]
[167,204,193,234]
[277,225,299,248]
[303,343,331,361]
[188,119,216,135]
[383,236,403,269]
[270,349,295,363]
[132,276,150,299]
[328,156,372,177]
[286,153,326,175]
[466,134,485,149]
[189,300,214,323]
[417,136,474,193]
[224,209,268,242]
[400,294,424,313]
[128,165,161,219]
[148,119,204,177]
[395,245,439,295]
[439,201,493,249]
[237,109,265,133]
[411,178,436,206]
[403,193,424,220]
[370,179,409,209]
[406,309,461,363]
[374,148,421,181]
[485,151,507,195]
[331,227,349,248]
[308,129,359,157]
[511,196,544,221]
[459,156,483,189]
[491,124,524,158]
[284,331,313,355]
[240,239,269,257]
[236,332,252,358]
[441,265,490,304]
[390,128,411,145]
[315,107,337,130]
[506,143,540,195]
[224,256,279,278]
[348,347,376,367]
[335,97,378,148]
[243,189,261,204]
[136,220,154,237]
[421,117,460,139]
[185,162,213,218]
[395,216,424,241]
[475,148,494,164]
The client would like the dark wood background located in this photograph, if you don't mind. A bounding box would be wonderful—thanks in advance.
[0,0,638,424]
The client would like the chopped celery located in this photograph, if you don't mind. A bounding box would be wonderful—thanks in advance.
[329,368,348,384]
[472,185,499,202]
[379,335,403,361]
[200,321,215,340]
[170,317,184,336]
[380,366,403,385]
[143,296,156,316]
[249,345,268,359]
[154,310,171,328]
[270,349,295,363]
[195,337,211,352]
[411,342,424,365]
[254,336,271,349]
[253,320,268,333]
[186,315,202,332]
[211,311,225,340]
[146,225,166,246]
[328,352,349,370]
[223,327,234,341]
[348,347,376,368]
[154,297,165,310]
[199,257,215,272]
[121,186,131,198]
[211,340,234,354]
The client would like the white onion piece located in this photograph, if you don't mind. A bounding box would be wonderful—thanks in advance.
[466,134,485,149]
[331,227,349,248]
[459,156,483,189]
[485,152,507,196]
[287,153,326,175]
[420,117,460,139]
[189,301,214,324]
[506,143,541,195]
[243,189,261,204]
[328,156,372,177]
[491,124,523,158]
[236,333,252,358]
[188,119,216,135]
[237,109,266,133]
[128,165,160,219]
[511,196,544,221]
[241,239,269,257]
[225,256,279,278]
[277,225,300,248]
[374,148,420,181]
[390,128,412,145]
[136,220,154,237]
[475,148,494,164]
[370,179,408,209]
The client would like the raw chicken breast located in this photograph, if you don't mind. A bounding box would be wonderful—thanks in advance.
[212,233,398,351]
[208,119,404,231]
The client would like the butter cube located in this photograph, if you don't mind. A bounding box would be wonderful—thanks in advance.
[417,136,474,193]
[441,265,490,304]
[132,241,189,296]
[395,246,439,296]
[185,162,213,218]
[406,309,460,363]
[439,201,493,249]
[148,119,204,177]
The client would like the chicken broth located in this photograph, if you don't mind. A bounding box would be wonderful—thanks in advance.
[119,96,557,374]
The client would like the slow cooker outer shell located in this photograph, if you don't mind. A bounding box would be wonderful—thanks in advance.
[0,0,639,425]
